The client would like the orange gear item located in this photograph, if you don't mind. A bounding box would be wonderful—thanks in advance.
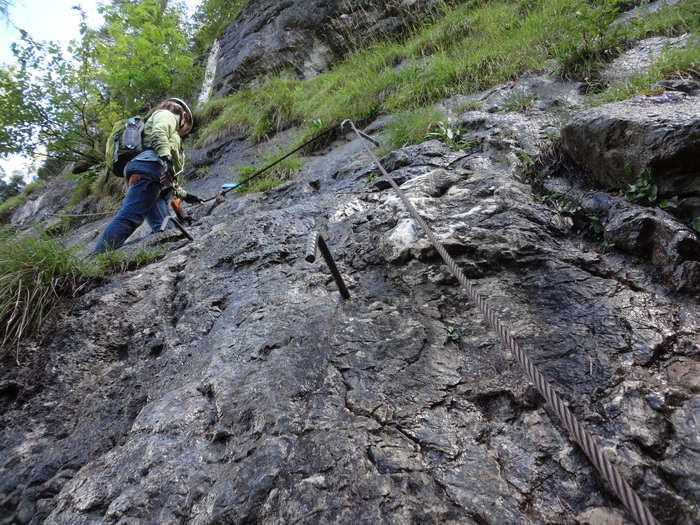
[171,198,191,225]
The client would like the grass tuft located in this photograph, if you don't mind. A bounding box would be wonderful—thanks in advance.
[380,106,446,153]
[190,0,698,193]
[94,246,167,274]
[591,36,700,104]
[233,148,304,194]
[0,227,95,363]
[0,227,170,363]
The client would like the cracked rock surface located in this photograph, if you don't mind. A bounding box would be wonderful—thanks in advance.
[2,32,700,525]
[213,0,445,96]
[1,129,698,524]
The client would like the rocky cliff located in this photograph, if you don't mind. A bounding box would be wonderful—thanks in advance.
[212,0,445,96]
[1,3,699,525]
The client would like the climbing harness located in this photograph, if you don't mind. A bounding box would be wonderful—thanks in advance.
[345,120,659,525]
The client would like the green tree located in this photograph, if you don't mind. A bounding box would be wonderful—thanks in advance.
[0,63,35,157]
[5,8,110,164]
[192,0,244,54]
[1,1,199,167]
[0,173,24,202]
[97,0,200,111]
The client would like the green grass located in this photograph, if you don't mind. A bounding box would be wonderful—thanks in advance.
[380,106,447,153]
[0,227,95,363]
[0,226,169,363]
[591,36,700,104]
[190,0,698,194]
[232,148,304,193]
[502,88,536,112]
[65,165,104,208]
[94,246,167,274]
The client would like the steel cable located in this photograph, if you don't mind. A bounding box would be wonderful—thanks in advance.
[347,120,659,525]
[202,122,344,203]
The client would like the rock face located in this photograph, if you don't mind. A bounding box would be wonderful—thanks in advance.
[1,16,699,525]
[9,169,76,229]
[212,0,444,96]
[560,90,700,197]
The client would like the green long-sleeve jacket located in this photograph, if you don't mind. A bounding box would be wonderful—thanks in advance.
[143,109,185,172]
[135,109,191,198]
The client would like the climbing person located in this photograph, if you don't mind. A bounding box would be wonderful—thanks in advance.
[92,97,204,255]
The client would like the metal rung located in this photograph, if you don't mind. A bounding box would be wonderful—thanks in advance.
[160,216,194,241]
[305,231,350,300]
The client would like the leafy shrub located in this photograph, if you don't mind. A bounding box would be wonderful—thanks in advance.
[66,164,104,208]
[551,0,629,80]
[624,166,680,209]
[425,118,472,150]
[624,166,658,203]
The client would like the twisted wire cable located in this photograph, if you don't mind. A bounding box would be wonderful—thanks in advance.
[348,121,659,525]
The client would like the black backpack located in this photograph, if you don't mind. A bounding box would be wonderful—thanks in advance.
[105,116,149,177]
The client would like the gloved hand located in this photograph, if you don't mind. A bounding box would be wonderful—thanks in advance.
[160,155,175,180]
[183,193,204,204]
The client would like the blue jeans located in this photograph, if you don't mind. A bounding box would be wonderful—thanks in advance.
[92,159,172,254]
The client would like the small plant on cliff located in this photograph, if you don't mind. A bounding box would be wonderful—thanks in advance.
[0,227,94,363]
[366,172,380,183]
[587,214,603,236]
[601,240,616,253]
[624,166,680,209]
[502,89,536,112]
[425,118,472,150]
[446,326,459,342]
[624,166,657,203]
[558,199,581,228]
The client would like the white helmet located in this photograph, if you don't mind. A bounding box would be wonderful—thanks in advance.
[166,97,192,119]
[165,97,193,135]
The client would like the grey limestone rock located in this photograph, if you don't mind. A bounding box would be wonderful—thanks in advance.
[561,91,700,198]
[2,8,700,525]
[2,131,698,524]
[212,0,445,96]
